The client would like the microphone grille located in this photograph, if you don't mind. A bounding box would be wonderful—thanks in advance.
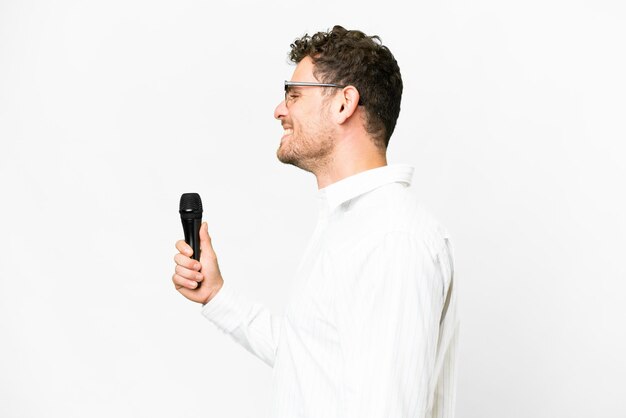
[179,193,203,212]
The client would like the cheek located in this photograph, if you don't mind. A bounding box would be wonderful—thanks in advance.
[292,105,323,135]
[290,115,305,134]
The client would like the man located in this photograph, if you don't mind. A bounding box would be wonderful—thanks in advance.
[172,25,459,418]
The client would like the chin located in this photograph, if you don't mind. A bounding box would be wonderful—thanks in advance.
[277,148,301,168]
[276,151,293,165]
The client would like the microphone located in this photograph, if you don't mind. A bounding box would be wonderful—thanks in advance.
[179,193,203,262]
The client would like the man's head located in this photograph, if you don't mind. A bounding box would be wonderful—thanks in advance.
[288,25,403,150]
[274,25,403,173]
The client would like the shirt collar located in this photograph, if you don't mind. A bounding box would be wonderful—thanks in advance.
[317,164,414,216]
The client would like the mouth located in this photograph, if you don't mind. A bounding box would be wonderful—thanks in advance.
[281,128,293,142]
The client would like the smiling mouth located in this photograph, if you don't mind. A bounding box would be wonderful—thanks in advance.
[281,128,293,141]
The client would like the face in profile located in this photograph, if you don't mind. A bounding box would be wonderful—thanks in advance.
[274,57,337,173]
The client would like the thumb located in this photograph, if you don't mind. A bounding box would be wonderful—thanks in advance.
[199,222,216,259]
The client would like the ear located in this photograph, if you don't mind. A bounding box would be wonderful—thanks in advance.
[334,85,360,124]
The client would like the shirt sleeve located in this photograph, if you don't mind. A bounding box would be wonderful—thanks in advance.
[201,280,282,368]
[334,231,447,418]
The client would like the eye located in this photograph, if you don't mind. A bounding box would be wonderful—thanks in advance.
[285,92,299,103]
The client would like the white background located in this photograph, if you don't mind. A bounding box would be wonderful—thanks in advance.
[1,0,625,417]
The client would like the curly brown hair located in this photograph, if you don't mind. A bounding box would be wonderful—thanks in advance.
[289,25,403,150]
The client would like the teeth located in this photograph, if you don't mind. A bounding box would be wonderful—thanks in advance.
[284,129,293,135]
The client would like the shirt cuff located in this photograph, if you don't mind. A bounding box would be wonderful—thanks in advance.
[200,281,249,334]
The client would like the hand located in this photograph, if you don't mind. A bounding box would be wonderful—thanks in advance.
[172,222,224,304]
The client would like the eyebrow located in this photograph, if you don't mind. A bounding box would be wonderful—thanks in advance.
[285,85,302,94]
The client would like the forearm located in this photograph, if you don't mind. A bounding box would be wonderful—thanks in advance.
[201,281,282,367]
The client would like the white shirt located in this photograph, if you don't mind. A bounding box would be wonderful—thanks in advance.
[202,164,459,418]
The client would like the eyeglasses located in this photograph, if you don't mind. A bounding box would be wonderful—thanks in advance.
[284,81,364,105]
[284,80,345,101]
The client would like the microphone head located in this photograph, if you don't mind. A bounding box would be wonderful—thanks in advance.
[179,193,203,219]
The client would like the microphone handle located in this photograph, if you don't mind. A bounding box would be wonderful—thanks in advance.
[182,218,202,261]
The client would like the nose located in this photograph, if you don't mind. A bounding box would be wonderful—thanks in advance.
[274,99,288,120]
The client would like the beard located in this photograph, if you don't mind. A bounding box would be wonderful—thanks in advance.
[276,121,335,173]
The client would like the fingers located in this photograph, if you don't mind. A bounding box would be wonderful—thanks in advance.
[175,239,193,258]
[173,241,203,289]
[174,252,201,271]
[174,263,203,281]
[172,273,199,290]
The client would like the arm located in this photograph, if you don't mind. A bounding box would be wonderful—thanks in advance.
[335,231,447,418]
[201,281,282,368]
[172,222,281,367]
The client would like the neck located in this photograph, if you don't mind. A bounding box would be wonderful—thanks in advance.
[315,150,387,189]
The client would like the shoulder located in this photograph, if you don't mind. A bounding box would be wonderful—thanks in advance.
[332,186,450,261]
[403,192,450,256]
[380,185,451,257]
